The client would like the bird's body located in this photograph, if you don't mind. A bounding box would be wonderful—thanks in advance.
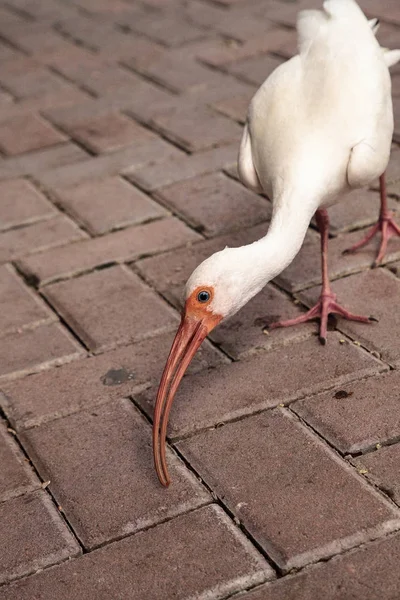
[153,0,400,487]
[240,0,394,237]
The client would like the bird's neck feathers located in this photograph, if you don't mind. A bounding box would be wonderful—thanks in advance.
[234,191,316,299]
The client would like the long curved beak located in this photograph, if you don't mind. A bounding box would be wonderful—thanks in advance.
[153,311,219,487]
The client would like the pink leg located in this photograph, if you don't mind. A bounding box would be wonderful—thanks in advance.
[344,173,400,266]
[270,209,372,344]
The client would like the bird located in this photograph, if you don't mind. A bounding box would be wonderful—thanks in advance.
[153,0,400,486]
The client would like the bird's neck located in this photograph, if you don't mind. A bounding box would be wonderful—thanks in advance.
[236,191,317,300]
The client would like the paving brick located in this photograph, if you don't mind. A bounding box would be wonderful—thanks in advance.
[150,103,242,152]
[127,143,238,191]
[212,89,256,123]
[0,114,67,156]
[72,0,129,14]
[212,11,275,41]
[127,51,228,94]
[18,216,200,285]
[120,11,208,47]
[0,66,75,101]
[51,176,166,235]
[276,227,400,293]
[136,223,270,297]
[43,98,113,131]
[293,370,400,454]
[20,399,211,549]
[0,322,85,382]
[238,531,400,600]
[300,269,400,365]
[0,178,56,231]
[0,56,40,82]
[16,85,90,114]
[52,55,144,96]
[0,42,19,63]
[9,30,76,62]
[323,189,398,235]
[66,113,157,154]
[185,72,257,107]
[0,330,227,431]
[388,260,400,277]
[227,54,284,86]
[43,265,179,353]
[0,490,80,585]
[0,143,89,180]
[36,139,183,188]
[0,264,55,337]
[209,284,315,359]
[178,410,400,571]
[43,87,166,131]
[137,333,385,440]
[0,0,81,24]
[0,504,271,599]
[40,43,98,73]
[0,215,86,264]
[194,29,294,67]
[254,0,298,27]
[155,173,271,236]
[0,90,13,105]
[0,420,38,502]
[354,444,400,505]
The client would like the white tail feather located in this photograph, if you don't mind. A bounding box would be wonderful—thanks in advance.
[383,48,400,68]
[368,18,380,34]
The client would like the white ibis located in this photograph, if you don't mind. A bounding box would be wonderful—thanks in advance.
[153,0,400,486]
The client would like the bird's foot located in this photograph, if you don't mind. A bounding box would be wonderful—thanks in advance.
[343,211,400,266]
[269,292,372,345]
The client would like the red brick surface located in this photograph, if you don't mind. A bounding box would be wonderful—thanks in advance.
[155,172,271,236]
[0,322,84,382]
[354,444,400,506]
[0,0,400,596]
[178,410,400,571]
[0,264,55,337]
[0,114,67,155]
[0,215,86,264]
[240,532,400,600]
[0,179,56,231]
[137,333,385,439]
[294,371,400,454]
[0,505,271,600]
[0,331,226,431]
[18,216,200,285]
[43,265,179,352]
[20,400,211,549]
[51,176,167,235]
[0,420,38,502]
[0,490,80,585]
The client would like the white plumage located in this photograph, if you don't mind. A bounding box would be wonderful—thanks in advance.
[186,0,400,322]
[153,0,400,486]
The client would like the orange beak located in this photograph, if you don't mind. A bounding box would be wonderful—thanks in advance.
[153,305,221,487]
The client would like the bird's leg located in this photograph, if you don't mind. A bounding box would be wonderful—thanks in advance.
[270,209,371,344]
[344,173,400,266]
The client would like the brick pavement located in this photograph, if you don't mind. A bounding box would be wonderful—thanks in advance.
[0,0,400,598]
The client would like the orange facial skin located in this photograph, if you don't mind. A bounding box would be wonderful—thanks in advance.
[184,286,222,332]
[152,285,222,486]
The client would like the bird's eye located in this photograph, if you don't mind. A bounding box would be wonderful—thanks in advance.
[197,290,210,303]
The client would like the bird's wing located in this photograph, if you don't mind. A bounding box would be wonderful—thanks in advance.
[297,8,328,55]
[298,1,400,66]
[237,124,263,193]
[382,49,400,67]
[347,139,391,188]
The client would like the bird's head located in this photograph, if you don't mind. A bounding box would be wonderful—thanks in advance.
[153,246,263,486]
